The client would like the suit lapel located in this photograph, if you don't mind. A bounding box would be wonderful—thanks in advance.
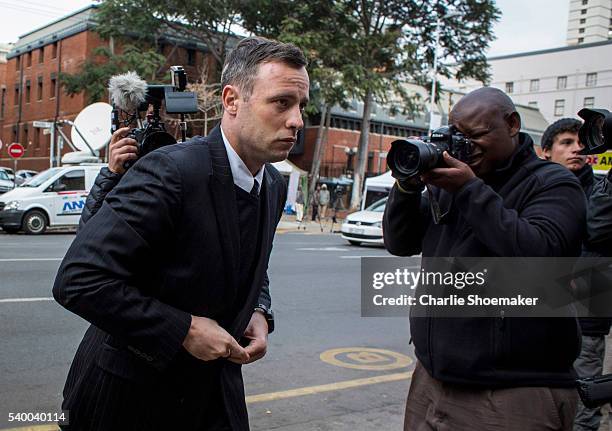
[207,126,240,300]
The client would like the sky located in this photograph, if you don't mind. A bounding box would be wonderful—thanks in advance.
[0,0,570,57]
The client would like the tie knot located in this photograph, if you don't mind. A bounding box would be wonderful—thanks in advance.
[250,179,259,198]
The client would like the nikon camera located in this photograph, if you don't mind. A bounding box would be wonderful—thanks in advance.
[387,126,473,181]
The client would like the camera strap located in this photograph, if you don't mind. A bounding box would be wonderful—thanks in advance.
[426,184,449,225]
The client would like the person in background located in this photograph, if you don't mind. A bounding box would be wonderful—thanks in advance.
[311,184,320,222]
[541,118,612,431]
[295,185,305,228]
[319,184,330,218]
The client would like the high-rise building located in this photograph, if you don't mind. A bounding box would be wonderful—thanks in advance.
[567,0,612,45]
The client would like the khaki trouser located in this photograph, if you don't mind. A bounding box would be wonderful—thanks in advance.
[405,362,578,431]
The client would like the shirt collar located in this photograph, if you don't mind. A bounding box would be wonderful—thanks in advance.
[220,126,265,194]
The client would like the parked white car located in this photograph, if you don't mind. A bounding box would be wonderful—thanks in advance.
[341,197,387,246]
[0,170,13,194]
[15,169,38,185]
[0,164,105,234]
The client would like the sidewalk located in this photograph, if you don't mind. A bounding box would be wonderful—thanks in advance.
[277,214,346,234]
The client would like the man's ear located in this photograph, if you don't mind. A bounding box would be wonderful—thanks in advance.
[506,111,521,138]
[222,85,240,116]
[541,147,551,160]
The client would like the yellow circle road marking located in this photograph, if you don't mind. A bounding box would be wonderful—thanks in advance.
[320,347,413,371]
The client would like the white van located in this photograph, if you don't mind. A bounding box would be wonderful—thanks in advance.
[0,164,106,234]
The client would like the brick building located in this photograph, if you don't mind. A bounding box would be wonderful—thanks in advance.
[0,5,463,179]
[0,5,218,172]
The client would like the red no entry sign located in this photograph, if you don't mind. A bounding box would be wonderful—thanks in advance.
[8,143,24,159]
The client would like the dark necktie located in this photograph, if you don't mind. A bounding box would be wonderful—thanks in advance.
[250,179,259,198]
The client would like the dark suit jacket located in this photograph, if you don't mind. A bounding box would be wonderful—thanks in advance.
[53,126,287,430]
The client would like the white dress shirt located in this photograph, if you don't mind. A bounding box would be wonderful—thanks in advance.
[220,126,265,194]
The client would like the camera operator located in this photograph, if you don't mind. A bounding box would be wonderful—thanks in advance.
[384,87,586,430]
[53,37,308,431]
[541,118,612,431]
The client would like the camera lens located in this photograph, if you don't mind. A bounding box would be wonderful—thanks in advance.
[388,140,443,180]
[588,116,605,148]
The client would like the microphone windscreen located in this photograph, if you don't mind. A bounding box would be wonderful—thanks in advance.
[109,71,147,112]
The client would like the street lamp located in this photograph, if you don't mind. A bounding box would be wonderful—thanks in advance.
[429,11,460,133]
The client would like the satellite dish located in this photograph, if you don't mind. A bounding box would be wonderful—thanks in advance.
[71,102,112,152]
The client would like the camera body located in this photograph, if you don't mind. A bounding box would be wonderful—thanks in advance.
[110,66,199,169]
[387,126,473,181]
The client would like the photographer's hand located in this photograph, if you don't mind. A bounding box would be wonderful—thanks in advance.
[182,315,250,362]
[421,151,475,193]
[108,127,138,175]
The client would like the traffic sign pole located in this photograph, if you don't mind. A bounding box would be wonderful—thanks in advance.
[7,143,25,189]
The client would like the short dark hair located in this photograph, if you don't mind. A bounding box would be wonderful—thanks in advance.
[541,118,582,150]
[221,36,307,100]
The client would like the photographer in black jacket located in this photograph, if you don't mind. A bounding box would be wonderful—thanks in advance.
[384,87,586,430]
[542,118,612,431]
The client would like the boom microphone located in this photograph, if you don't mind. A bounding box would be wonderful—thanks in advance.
[109,71,147,112]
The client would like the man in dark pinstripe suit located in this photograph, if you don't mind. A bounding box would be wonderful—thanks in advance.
[52,37,309,430]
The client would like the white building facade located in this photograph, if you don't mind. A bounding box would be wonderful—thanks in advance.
[567,0,611,45]
[443,40,612,125]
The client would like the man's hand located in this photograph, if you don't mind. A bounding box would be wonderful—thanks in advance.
[108,127,138,175]
[231,311,268,365]
[182,315,249,363]
[421,152,476,193]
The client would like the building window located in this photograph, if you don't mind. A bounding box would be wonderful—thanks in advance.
[50,76,56,99]
[37,76,43,101]
[34,127,40,149]
[23,125,29,145]
[15,56,20,70]
[586,72,597,87]
[581,19,586,24]
[14,85,19,105]
[187,49,196,66]
[584,97,595,108]
[505,82,514,93]
[578,37,585,43]
[582,0,588,4]
[581,9,587,14]
[528,101,538,108]
[38,47,44,63]
[0,88,5,119]
[579,28,585,34]
[25,81,31,104]
[557,76,567,89]
[51,42,58,59]
[554,99,565,116]
[529,79,540,92]
[26,52,31,67]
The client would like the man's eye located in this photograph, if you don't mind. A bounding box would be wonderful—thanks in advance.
[276,99,289,108]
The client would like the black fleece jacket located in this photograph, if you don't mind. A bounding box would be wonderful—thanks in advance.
[383,133,587,387]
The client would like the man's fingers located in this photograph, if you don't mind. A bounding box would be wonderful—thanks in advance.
[243,337,267,363]
[111,127,132,144]
[442,151,464,167]
[227,337,250,363]
[112,144,139,155]
[110,138,137,151]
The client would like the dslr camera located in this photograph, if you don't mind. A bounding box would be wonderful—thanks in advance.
[110,66,199,169]
[387,126,473,180]
[578,108,612,155]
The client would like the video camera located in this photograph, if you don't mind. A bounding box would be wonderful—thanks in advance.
[387,126,473,181]
[578,108,612,155]
[109,66,199,169]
